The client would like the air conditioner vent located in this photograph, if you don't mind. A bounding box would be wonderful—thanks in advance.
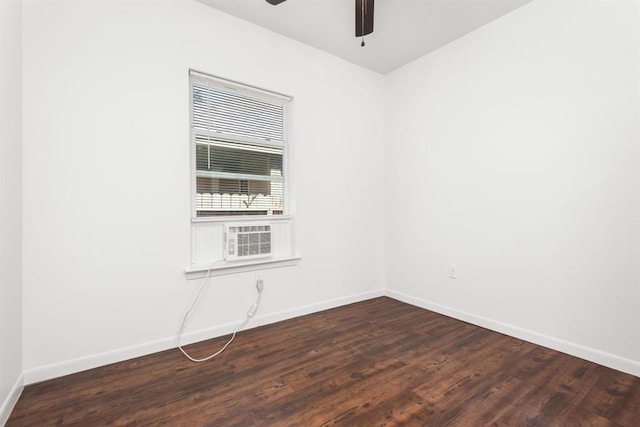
[224,223,272,261]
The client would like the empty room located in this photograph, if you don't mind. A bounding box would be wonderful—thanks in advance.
[1,0,639,425]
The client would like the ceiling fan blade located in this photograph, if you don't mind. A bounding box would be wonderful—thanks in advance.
[266,0,287,5]
[355,0,374,37]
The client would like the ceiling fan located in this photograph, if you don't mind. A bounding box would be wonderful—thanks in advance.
[266,0,374,47]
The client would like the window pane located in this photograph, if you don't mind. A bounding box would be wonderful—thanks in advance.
[191,72,288,218]
[194,140,284,216]
[196,140,282,178]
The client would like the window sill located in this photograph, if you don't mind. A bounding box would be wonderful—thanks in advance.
[184,256,301,279]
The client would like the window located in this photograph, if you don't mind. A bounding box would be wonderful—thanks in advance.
[187,72,299,274]
[190,71,290,218]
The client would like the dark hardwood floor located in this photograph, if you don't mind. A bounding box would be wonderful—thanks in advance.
[7,297,640,426]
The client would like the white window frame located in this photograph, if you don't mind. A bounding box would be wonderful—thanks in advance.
[186,71,298,276]
[190,70,292,222]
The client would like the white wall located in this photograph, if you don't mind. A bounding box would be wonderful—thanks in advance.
[19,0,640,386]
[0,0,24,422]
[22,0,385,382]
[385,0,640,375]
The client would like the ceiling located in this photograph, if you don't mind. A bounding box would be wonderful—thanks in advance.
[195,0,535,74]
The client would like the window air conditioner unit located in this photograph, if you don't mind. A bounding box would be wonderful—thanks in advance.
[224,223,272,261]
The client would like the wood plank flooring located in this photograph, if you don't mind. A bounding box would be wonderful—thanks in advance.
[7,297,640,426]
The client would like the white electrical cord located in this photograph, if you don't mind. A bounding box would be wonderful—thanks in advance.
[177,263,263,363]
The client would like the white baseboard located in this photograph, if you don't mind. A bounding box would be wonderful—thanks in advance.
[25,287,636,388]
[0,373,23,426]
[245,288,386,337]
[23,288,385,385]
[175,288,386,349]
[386,289,640,378]
[23,335,182,385]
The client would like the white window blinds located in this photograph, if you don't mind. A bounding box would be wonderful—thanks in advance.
[190,72,290,217]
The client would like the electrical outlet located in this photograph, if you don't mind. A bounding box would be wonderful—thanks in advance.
[449,264,457,279]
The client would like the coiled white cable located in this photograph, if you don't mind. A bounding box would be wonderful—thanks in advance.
[177,263,263,363]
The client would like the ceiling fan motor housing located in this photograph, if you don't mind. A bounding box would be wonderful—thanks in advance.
[356,0,374,37]
[265,0,375,41]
